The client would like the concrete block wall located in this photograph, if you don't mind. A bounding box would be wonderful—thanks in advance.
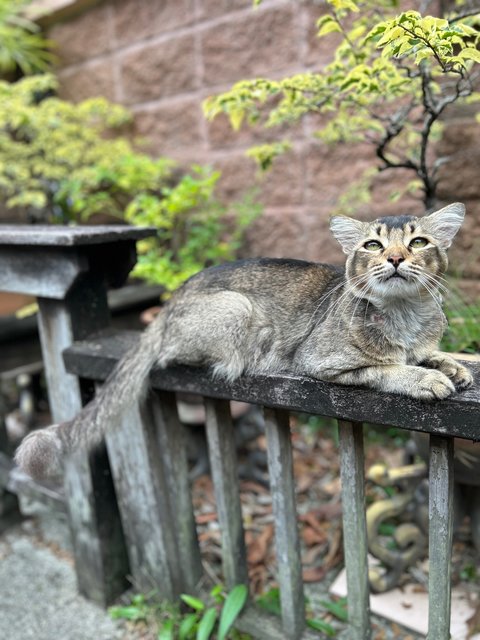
[45,0,480,294]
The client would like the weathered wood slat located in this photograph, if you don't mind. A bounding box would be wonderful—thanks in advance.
[427,435,454,640]
[64,446,129,604]
[151,391,203,592]
[37,288,129,606]
[264,408,305,639]
[64,330,480,442]
[204,398,248,589]
[338,420,371,640]
[104,397,178,597]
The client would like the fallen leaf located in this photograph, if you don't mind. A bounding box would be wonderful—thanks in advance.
[303,543,326,566]
[195,512,218,525]
[302,526,327,547]
[302,566,326,583]
[248,524,274,565]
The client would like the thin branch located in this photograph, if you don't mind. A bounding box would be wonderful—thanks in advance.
[449,7,480,24]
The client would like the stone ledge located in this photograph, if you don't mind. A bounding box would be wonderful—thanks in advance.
[26,0,101,26]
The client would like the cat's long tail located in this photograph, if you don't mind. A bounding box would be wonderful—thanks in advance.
[15,310,166,481]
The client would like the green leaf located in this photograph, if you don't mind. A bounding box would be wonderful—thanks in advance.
[306,618,337,636]
[218,585,249,640]
[179,613,199,640]
[196,607,218,640]
[109,605,145,621]
[158,619,175,640]
[458,48,480,64]
[181,594,206,612]
[317,16,342,37]
[256,588,282,616]
[319,598,349,622]
[229,108,244,131]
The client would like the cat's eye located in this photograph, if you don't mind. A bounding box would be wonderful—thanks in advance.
[409,237,428,249]
[363,240,383,252]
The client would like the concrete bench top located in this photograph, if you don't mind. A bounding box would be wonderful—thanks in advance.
[0,225,156,246]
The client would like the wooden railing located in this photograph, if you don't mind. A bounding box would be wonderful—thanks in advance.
[0,226,479,639]
[63,329,480,640]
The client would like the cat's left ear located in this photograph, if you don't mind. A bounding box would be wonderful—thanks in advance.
[421,202,465,249]
[330,215,366,254]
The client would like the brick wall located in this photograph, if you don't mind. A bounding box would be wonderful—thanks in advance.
[45,0,480,295]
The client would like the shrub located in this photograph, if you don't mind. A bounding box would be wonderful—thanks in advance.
[0,73,260,293]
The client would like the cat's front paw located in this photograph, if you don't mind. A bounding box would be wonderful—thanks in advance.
[431,357,474,391]
[446,362,474,391]
[413,370,456,401]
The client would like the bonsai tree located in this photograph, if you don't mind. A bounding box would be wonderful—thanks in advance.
[204,0,480,211]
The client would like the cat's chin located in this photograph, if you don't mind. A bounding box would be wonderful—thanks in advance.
[373,278,414,298]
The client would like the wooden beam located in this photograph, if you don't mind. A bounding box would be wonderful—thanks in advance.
[64,330,480,441]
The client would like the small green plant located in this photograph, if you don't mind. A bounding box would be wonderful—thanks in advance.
[110,585,250,640]
[109,592,156,622]
[460,562,478,583]
[257,587,345,636]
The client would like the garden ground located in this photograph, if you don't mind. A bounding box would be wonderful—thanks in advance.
[0,421,434,640]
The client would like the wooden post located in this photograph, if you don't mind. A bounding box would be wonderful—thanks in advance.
[151,391,203,593]
[0,226,154,605]
[338,420,371,640]
[204,398,248,589]
[103,396,179,597]
[264,408,305,639]
[37,279,129,605]
[427,435,454,640]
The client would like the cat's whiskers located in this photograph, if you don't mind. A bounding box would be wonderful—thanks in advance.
[315,273,369,325]
[408,266,448,295]
[413,273,445,317]
[306,278,349,327]
[347,280,374,336]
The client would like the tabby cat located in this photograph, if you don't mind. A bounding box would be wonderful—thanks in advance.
[15,202,473,479]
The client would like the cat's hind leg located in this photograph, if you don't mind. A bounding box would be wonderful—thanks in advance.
[157,291,254,381]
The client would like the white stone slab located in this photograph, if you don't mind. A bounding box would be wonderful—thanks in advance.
[330,567,480,639]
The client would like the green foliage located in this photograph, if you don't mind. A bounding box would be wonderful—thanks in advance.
[110,585,250,640]
[441,297,480,353]
[0,74,259,294]
[204,0,480,209]
[109,593,156,622]
[256,587,344,636]
[129,173,260,295]
[245,141,291,172]
[0,0,54,74]
[0,73,132,219]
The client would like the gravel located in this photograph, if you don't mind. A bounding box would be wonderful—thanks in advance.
[0,517,123,640]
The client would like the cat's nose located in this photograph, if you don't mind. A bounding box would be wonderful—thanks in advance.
[387,255,405,267]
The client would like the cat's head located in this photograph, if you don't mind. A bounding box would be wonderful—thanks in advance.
[329,203,465,300]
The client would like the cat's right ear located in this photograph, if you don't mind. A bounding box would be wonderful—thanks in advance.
[330,215,366,254]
